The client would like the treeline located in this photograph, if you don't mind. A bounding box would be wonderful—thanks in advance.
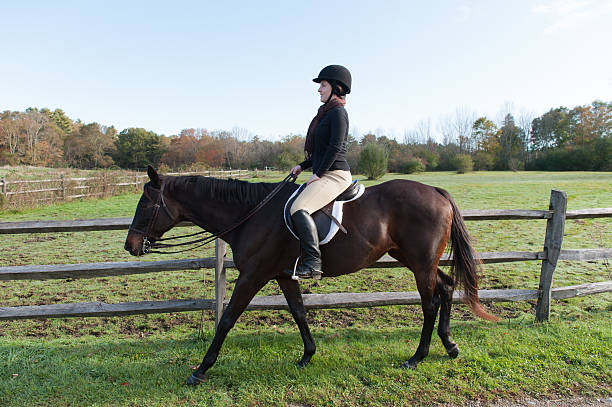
[0,100,610,173]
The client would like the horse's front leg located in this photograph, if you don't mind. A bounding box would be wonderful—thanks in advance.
[277,277,316,367]
[187,271,269,385]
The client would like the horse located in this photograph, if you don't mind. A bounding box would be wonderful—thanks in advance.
[124,166,497,385]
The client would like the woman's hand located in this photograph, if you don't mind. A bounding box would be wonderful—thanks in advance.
[290,165,302,176]
[307,174,320,185]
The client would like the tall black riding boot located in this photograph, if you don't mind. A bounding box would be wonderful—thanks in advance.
[291,210,322,280]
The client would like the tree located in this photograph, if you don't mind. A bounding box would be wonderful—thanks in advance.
[162,130,199,168]
[0,111,23,159]
[196,139,225,168]
[23,108,48,164]
[452,107,476,154]
[49,108,74,135]
[64,123,115,168]
[346,134,361,173]
[414,119,432,145]
[114,128,165,169]
[497,114,524,170]
[437,114,455,146]
[517,110,535,165]
[531,108,570,150]
[358,143,387,180]
[472,117,498,152]
[360,133,377,146]
[275,134,304,170]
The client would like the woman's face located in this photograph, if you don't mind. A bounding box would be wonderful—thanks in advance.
[318,80,332,103]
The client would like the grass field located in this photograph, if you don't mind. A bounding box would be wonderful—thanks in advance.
[0,171,611,406]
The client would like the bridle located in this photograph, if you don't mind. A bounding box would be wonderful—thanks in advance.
[128,180,180,253]
[129,173,297,254]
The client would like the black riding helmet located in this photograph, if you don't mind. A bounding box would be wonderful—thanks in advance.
[313,65,352,95]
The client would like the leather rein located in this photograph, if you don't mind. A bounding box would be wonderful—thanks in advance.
[129,173,297,254]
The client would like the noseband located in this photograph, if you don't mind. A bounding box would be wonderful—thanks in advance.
[128,181,182,253]
[129,173,297,254]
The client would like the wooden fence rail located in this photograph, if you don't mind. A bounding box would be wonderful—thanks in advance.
[0,189,610,325]
[2,249,611,282]
[0,170,250,208]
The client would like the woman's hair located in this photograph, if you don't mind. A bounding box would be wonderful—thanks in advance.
[330,81,347,97]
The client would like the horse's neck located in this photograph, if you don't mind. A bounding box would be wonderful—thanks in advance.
[169,177,250,238]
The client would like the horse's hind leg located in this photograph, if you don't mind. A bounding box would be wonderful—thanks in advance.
[400,262,440,369]
[277,277,316,367]
[436,268,459,359]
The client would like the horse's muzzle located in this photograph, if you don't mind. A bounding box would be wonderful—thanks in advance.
[124,233,146,256]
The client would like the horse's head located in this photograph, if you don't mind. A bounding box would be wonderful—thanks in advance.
[124,165,179,256]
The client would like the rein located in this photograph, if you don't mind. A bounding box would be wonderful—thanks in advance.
[131,173,297,254]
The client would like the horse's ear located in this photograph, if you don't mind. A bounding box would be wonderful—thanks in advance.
[147,165,160,186]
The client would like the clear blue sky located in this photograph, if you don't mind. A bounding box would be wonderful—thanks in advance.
[1,1,611,141]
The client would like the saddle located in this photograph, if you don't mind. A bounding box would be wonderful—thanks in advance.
[284,180,365,245]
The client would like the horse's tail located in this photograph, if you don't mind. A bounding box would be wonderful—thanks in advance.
[435,187,499,322]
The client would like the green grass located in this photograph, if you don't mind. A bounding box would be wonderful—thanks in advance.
[0,171,611,406]
[1,315,610,407]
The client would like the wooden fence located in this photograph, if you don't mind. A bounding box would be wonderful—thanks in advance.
[1,189,611,326]
[0,169,250,208]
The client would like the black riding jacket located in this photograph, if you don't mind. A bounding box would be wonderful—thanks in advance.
[299,106,350,177]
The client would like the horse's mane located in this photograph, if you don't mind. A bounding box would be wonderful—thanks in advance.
[165,175,279,207]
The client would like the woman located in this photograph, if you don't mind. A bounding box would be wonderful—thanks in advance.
[288,65,353,279]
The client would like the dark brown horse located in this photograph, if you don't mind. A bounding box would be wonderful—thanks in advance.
[124,166,496,385]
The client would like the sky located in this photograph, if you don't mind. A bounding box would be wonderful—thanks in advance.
[1,0,611,141]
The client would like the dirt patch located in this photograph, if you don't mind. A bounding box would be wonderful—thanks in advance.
[455,396,612,407]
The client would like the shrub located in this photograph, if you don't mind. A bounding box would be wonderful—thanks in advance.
[401,157,425,174]
[508,158,524,172]
[415,150,439,171]
[358,143,387,180]
[450,154,473,174]
[473,151,495,171]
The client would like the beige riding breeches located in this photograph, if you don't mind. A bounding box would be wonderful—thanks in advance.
[290,170,352,215]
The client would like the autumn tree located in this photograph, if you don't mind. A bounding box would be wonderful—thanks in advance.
[64,123,116,168]
[161,130,200,168]
[471,117,498,170]
[0,111,23,163]
[22,108,49,164]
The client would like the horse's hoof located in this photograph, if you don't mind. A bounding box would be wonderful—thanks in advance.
[447,344,459,359]
[186,373,205,386]
[297,358,311,368]
[401,360,418,369]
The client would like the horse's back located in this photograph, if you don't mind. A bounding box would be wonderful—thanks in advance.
[358,179,452,219]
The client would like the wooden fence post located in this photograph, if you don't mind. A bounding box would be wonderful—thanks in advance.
[535,189,567,322]
[0,177,5,207]
[60,174,66,200]
[101,172,107,196]
[214,239,227,329]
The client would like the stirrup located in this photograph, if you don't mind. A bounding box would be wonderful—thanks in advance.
[291,257,323,281]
